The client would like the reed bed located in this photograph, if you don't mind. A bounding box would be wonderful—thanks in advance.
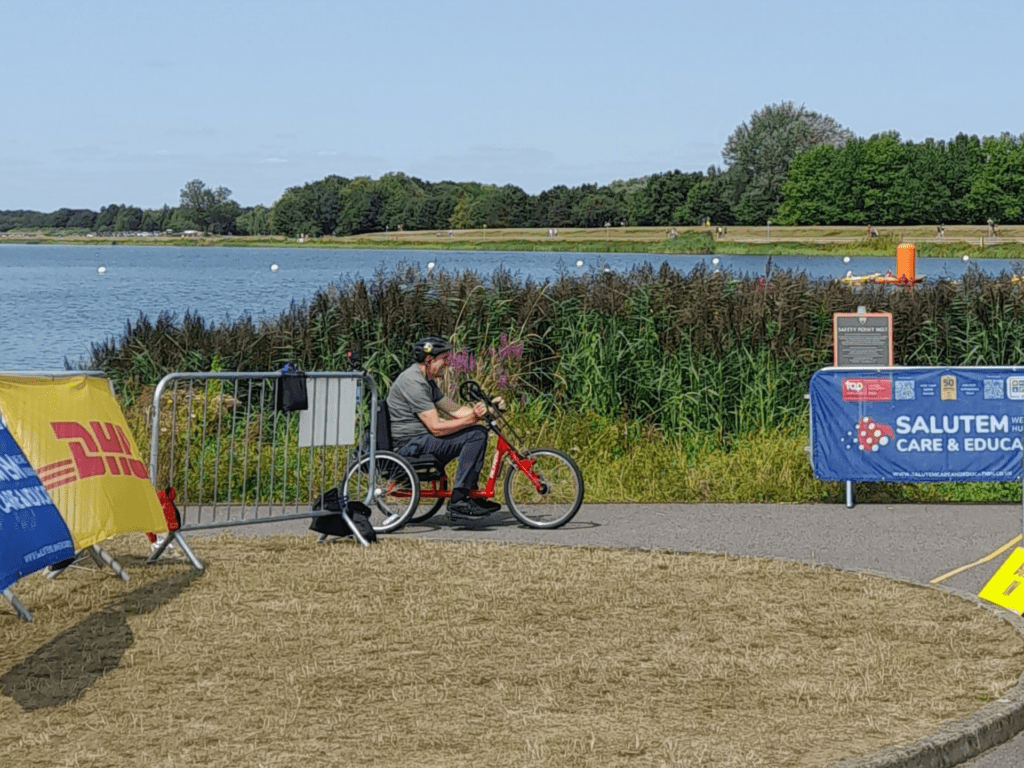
[91,262,1024,503]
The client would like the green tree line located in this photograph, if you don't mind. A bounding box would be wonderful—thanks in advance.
[3,102,1022,235]
[779,131,1024,226]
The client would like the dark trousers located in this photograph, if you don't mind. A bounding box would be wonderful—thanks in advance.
[395,426,488,491]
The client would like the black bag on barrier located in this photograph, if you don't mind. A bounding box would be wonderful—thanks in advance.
[275,363,308,412]
[310,489,377,542]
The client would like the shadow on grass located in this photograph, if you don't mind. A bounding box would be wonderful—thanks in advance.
[0,570,198,711]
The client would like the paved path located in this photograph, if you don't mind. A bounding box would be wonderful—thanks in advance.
[199,501,1024,767]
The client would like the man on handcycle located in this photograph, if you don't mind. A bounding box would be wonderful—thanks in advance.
[387,336,505,521]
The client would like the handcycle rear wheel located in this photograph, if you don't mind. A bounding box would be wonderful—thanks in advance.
[503,448,584,529]
[341,451,419,533]
[409,475,447,524]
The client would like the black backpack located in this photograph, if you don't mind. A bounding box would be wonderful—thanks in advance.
[309,488,377,543]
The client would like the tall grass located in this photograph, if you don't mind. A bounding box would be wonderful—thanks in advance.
[92,261,1024,433]
[92,262,1024,502]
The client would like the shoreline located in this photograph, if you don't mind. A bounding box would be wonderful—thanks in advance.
[3,224,1024,259]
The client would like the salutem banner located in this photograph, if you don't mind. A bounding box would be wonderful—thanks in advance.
[0,418,75,592]
[810,367,1024,483]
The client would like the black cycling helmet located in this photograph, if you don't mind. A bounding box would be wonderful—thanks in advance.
[413,336,453,363]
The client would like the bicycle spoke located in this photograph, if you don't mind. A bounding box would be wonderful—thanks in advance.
[342,452,419,533]
[503,449,583,529]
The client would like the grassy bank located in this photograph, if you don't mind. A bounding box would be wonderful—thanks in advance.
[494,412,1024,505]
[6,224,1024,259]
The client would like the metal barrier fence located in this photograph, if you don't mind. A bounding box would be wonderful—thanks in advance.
[147,370,379,568]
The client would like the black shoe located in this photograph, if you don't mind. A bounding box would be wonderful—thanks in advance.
[471,498,502,513]
[448,498,493,520]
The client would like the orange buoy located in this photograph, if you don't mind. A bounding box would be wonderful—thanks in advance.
[896,243,916,283]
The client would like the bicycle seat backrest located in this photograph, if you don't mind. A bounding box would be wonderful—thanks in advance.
[375,399,394,452]
[376,398,445,479]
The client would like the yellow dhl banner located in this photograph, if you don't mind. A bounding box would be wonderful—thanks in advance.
[0,375,166,550]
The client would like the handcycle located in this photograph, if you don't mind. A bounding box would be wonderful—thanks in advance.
[341,379,584,532]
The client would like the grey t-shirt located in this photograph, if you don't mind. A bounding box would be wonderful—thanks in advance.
[387,363,444,443]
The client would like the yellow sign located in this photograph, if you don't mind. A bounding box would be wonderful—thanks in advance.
[0,376,166,550]
[979,547,1024,614]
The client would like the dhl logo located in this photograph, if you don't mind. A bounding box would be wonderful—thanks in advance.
[36,421,148,490]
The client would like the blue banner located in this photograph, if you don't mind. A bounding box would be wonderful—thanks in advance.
[810,367,1024,482]
[0,420,75,591]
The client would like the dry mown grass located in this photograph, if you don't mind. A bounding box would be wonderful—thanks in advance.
[2,535,1023,768]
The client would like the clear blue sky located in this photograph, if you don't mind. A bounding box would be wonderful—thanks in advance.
[3,0,1021,212]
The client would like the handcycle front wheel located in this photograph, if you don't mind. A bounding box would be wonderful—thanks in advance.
[503,448,584,529]
[341,451,419,533]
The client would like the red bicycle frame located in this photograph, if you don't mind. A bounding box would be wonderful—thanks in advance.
[420,419,545,501]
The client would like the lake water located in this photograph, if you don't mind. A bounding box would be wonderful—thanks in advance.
[3,243,1021,370]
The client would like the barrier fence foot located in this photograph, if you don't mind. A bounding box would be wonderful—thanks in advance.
[147,531,205,571]
[172,533,205,571]
[46,560,72,579]
[314,515,370,547]
[90,544,130,581]
[3,588,32,622]
[341,510,371,547]
[46,546,130,581]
